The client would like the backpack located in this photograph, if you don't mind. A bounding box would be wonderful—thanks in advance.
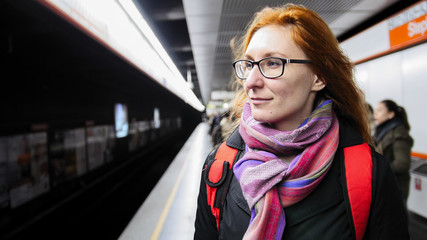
[204,141,372,240]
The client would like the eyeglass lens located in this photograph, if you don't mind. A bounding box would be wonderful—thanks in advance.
[235,58,284,79]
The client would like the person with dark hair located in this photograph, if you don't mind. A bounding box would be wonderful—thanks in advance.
[374,99,413,203]
[366,102,375,135]
[194,4,409,240]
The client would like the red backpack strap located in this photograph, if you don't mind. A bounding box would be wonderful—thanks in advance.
[344,143,372,240]
[204,142,239,229]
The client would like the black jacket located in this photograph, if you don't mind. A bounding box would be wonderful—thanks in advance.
[374,120,413,202]
[194,121,410,240]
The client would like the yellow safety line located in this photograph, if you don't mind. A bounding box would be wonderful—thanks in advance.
[150,155,190,240]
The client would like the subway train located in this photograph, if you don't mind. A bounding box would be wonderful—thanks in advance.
[1,0,427,240]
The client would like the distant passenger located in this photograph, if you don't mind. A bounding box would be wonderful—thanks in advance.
[374,99,413,203]
[219,110,235,143]
[208,112,221,136]
[210,112,223,146]
[194,3,409,240]
[366,102,375,136]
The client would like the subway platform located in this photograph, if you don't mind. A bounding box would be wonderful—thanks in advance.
[119,122,212,240]
[119,122,427,240]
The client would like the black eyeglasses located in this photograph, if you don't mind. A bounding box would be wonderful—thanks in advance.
[232,57,312,80]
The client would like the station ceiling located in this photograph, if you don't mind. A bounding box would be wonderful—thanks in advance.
[2,0,419,107]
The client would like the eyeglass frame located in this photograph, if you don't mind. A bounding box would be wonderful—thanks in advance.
[232,57,313,80]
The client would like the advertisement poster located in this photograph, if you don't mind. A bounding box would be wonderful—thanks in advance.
[71,128,87,176]
[7,132,49,208]
[50,128,87,186]
[86,126,106,171]
[86,125,115,170]
[49,131,66,186]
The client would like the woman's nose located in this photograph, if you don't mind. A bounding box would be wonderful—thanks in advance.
[244,65,264,89]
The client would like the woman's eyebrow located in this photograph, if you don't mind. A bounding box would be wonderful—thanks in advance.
[243,52,287,60]
[243,54,253,60]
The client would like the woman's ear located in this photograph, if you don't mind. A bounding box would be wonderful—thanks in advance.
[311,75,326,92]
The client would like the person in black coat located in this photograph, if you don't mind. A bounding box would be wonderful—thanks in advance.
[373,99,413,203]
[195,121,408,240]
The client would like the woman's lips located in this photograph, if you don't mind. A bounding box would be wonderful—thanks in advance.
[250,97,272,105]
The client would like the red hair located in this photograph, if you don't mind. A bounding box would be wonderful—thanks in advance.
[230,4,372,144]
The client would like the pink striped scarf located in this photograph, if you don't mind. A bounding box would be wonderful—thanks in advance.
[234,99,339,239]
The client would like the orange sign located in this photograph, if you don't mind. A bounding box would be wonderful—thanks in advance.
[389,14,427,47]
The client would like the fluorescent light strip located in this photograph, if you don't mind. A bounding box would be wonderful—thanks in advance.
[117,0,204,111]
[43,0,204,111]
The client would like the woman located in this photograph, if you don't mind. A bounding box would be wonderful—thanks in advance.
[374,99,413,203]
[194,4,409,240]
